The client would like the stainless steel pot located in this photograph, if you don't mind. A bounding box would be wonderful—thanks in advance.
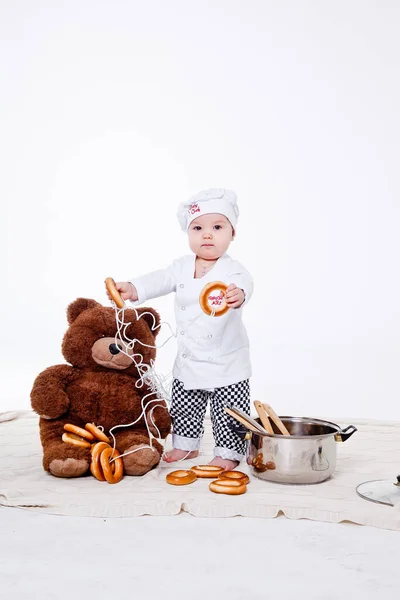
[227,408,357,484]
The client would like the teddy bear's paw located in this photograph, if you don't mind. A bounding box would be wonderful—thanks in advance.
[49,457,89,478]
[123,444,160,476]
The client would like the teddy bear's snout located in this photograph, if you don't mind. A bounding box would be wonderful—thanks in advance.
[91,337,134,370]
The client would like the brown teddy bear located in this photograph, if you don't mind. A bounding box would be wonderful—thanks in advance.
[30,298,171,478]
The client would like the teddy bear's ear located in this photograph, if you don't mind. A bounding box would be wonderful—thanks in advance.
[67,298,100,324]
[137,307,161,337]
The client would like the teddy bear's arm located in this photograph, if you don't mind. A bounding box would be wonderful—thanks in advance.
[146,400,171,439]
[31,365,75,419]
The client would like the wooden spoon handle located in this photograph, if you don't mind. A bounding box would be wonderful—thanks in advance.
[224,407,267,435]
[263,403,290,436]
[253,401,274,434]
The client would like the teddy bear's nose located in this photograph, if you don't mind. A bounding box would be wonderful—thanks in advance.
[109,343,123,355]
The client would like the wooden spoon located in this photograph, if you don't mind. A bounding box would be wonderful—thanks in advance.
[253,401,274,434]
[224,406,268,435]
[263,403,290,436]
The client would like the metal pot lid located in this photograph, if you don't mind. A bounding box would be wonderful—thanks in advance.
[356,479,400,507]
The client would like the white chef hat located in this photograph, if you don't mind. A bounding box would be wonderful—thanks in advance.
[177,188,239,232]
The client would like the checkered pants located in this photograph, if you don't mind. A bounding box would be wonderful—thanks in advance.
[170,378,250,462]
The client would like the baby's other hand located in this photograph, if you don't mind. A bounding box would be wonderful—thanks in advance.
[225,284,245,308]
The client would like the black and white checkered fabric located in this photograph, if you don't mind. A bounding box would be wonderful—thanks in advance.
[170,378,250,459]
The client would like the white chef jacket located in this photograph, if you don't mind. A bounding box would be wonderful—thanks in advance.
[130,253,253,390]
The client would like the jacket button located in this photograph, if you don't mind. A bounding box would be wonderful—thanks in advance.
[182,353,187,358]
[181,306,186,311]
[180,331,184,335]
[207,334,212,338]
[180,284,184,288]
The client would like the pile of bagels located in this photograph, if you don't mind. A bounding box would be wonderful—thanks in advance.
[166,465,249,495]
[62,423,124,484]
[62,423,250,493]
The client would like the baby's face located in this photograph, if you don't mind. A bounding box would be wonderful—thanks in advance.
[188,213,234,259]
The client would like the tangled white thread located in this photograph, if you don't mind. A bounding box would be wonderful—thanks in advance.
[100,298,219,464]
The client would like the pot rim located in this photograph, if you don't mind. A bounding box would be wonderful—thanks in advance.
[253,415,342,439]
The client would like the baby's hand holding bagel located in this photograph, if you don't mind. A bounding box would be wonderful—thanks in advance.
[105,281,138,302]
[225,284,245,308]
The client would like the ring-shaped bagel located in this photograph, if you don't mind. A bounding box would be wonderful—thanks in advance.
[62,432,91,449]
[64,423,95,442]
[105,277,125,309]
[90,442,111,481]
[199,281,229,317]
[209,478,247,495]
[190,465,225,478]
[100,446,124,484]
[218,470,250,485]
[166,469,197,486]
[85,423,110,443]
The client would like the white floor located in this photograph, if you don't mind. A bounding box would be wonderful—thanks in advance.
[1,507,399,600]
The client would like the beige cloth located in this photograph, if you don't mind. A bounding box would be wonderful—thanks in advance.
[1,411,400,530]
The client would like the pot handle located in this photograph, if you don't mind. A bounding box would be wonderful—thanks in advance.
[228,423,252,441]
[335,425,357,442]
[224,407,257,440]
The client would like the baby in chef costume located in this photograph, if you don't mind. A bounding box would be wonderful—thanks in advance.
[110,189,253,471]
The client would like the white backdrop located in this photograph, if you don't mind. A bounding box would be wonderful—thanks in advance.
[1,1,399,420]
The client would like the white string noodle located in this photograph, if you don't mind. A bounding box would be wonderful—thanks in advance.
[102,298,220,464]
